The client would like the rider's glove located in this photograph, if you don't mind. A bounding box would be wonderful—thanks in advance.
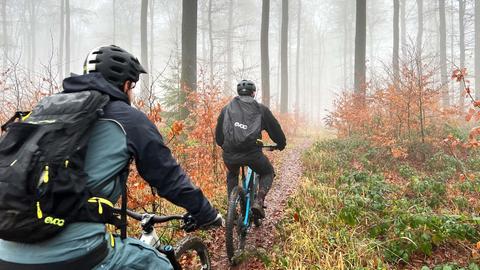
[199,213,225,229]
[182,212,224,232]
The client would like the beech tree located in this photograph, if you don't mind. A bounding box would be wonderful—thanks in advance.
[354,0,366,104]
[180,0,197,119]
[280,0,289,113]
[261,0,270,107]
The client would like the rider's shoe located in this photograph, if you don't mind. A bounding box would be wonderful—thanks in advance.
[251,199,265,219]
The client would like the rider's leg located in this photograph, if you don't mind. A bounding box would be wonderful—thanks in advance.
[225,163,240,200]
[94,234,173,270]
[248,154,274,218]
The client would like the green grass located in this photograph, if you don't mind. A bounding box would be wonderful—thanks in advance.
[269,138,480,269]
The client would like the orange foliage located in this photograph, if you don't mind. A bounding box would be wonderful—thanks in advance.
[327,64,457,158]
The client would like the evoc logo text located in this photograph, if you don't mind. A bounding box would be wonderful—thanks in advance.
[234,122,248,130]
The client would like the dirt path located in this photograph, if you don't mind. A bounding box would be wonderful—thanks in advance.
[206,138,313,269]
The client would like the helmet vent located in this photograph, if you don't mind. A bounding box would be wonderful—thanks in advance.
[92,51,103,55]
[111,66,123,74]
[112,56,126,63]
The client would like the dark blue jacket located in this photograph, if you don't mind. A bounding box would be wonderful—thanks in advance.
[63,73,217,225]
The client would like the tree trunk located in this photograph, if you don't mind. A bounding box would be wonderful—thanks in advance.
[225,0,233,95]
[280,0,289,113]
[28,0,36,73]
[416,0,423,78]
[439,0,449,107]
[2,0,7,69]
[401,0,406,59]
[276,0,282,109]
[149,0,154,72]
[343,0,349,89]
[180,0,197,119]
[208,0,213,86]
[113,0,116,44]
[393,0,400,84]
[65,0,70,77]
[59,0,64,81]
[459,0,465,109]
[475,0,480,99]
[354,0,367,104]
[141,0,149,100]
[261,0,270,107]
[295,0,301,116]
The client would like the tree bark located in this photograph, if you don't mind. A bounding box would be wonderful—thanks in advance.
[225,0,233,95]
[113,0,116,44]
[141,0,149,99]
[180,0,197,119]
[65,0,70,77]
[29,0,36,73]
[59,0,64,81]
[280,0,289,113]
[295,0,301,116]
[475,0,480,99]
[401,0,406,59]
[208,0,213,86]
[354,0,367,104]
[459,0,465,109]
[393,0,400,84]
[416,0,423,78]
[439,0,449,107]
[2,0,7,69]
[149,0,154,72]
[261,0,270,107]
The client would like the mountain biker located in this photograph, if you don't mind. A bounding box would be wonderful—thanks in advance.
[0,45,222,270]
[215,80,286,219]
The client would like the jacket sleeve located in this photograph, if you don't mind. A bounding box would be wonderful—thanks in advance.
[215,107,225,147]
[261,105,287,149]
[120,107,217,225]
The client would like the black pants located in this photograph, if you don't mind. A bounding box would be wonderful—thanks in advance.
[224,153,274,201]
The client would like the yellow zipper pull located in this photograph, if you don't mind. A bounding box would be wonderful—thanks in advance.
[109,232,115,248]
[42,166,49,183]
[64,160,69,168]
[36,202,43,219]
[98,200,103,214]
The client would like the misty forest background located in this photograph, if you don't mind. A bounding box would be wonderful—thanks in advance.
[4,0,480,269]
[4,0,476,120]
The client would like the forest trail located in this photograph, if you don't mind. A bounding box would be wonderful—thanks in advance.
[205,137,314,270]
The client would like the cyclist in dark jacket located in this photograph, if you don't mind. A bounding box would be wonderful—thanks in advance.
[215,80,286,218]
[0,45,222,270]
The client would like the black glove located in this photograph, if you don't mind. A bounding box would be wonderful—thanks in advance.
[277,144,286,151]
[182,213,224,232]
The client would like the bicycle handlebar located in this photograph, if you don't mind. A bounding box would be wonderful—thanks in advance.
[114,208,184,224]
[256,139,279,151]
[262,145,278,151]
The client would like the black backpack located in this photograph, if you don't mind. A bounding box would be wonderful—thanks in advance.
[0,90,123,243]
[222,97,262,152]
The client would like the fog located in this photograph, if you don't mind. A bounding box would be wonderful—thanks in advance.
[0,0,476,123]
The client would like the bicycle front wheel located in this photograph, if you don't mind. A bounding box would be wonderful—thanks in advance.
[225,186,247,264]
[174,236,211,270]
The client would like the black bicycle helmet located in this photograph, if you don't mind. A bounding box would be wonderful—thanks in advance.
[237,80,256,96]
[83,45,147,90]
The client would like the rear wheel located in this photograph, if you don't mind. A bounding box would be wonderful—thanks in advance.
[174,236,211,270]
[225,186,246,264]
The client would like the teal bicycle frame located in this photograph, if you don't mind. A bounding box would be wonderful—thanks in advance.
[242,167,255,227]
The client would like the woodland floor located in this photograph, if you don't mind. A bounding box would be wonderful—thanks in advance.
[204,137,313,270]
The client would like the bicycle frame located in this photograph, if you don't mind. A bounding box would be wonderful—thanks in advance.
[240,166,257,228]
